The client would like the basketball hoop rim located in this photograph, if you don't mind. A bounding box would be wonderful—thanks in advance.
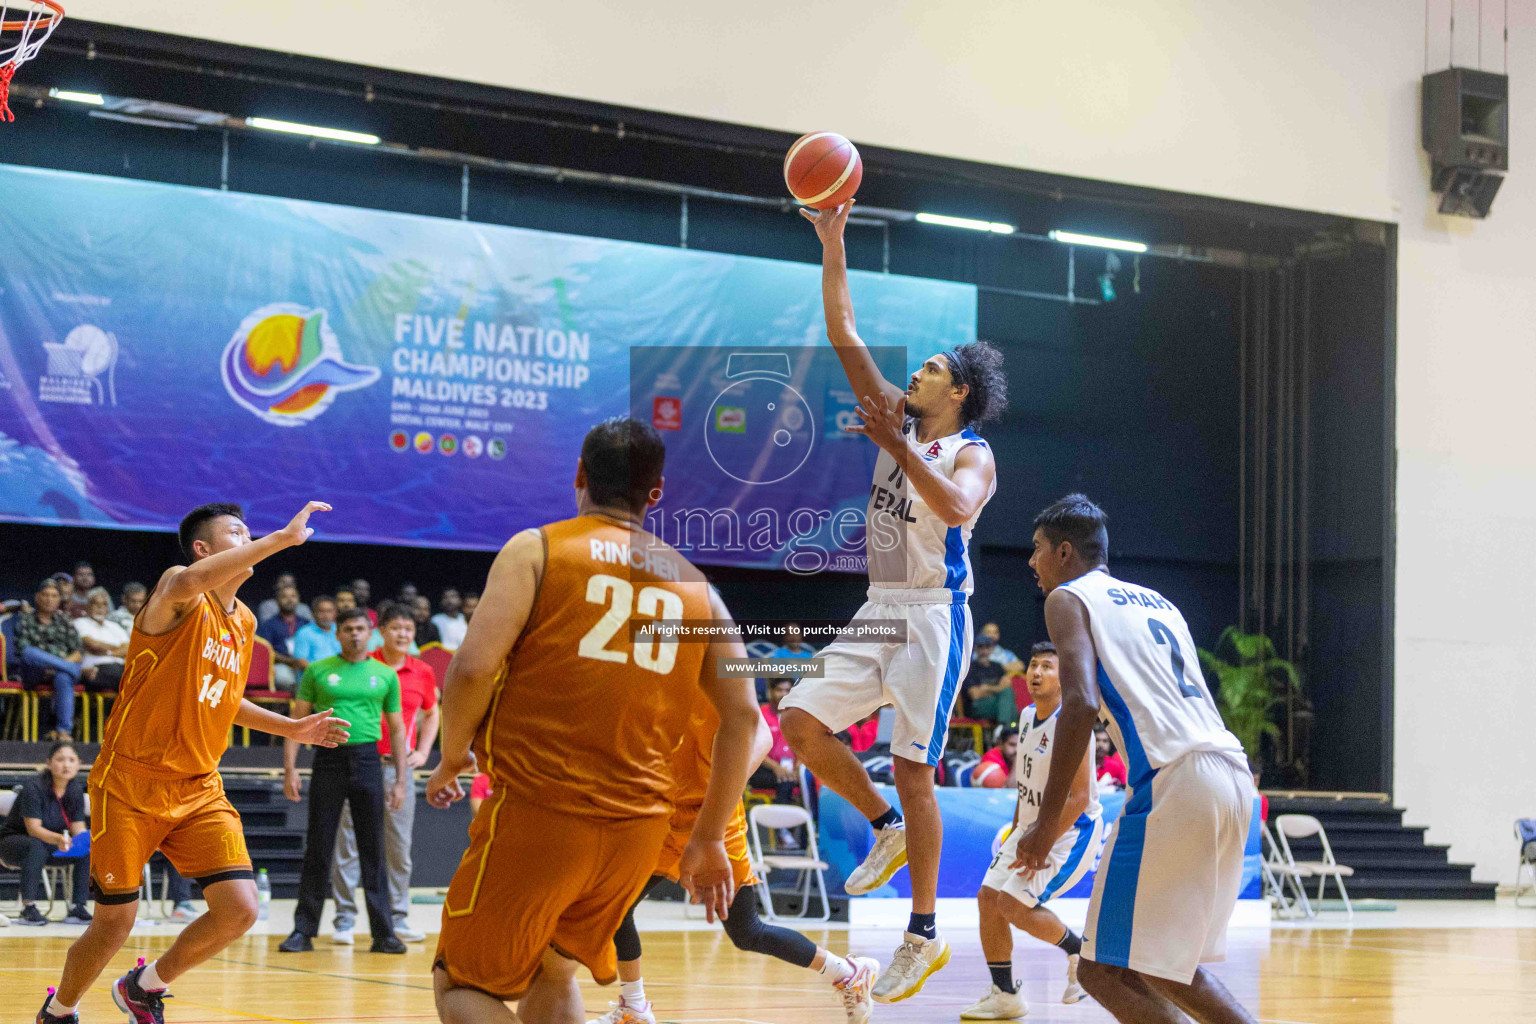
[2,0,63,34]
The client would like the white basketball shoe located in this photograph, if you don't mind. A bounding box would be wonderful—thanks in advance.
[844,822,908,895]
[959,984,1028,1019]
[872,932,951,1003]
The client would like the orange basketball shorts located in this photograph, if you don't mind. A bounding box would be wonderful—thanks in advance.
[88,758,252,903]
[653,800,757,888]
[435,799,669,1001]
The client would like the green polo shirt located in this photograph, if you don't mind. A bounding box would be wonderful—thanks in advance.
[298,655,401,746]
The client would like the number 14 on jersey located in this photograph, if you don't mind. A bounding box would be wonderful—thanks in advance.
[199,673,229,709]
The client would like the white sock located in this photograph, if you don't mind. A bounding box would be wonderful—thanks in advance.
[620,979,646,1007]
[46,995,78,1018]
[817,952,855,985]
[139,960,166,991]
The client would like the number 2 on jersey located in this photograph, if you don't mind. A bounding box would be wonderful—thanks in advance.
[1147,618,1202,699]
[577,573,684,674]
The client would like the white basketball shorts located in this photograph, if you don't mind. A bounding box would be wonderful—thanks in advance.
[983,814,1105,908]
[1082,749,1254,983]
[778,587,971,766]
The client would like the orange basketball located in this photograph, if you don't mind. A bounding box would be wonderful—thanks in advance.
[784,131,863,210]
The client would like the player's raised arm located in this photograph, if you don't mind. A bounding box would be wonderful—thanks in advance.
[1015,589,1102,872]
[143,502,331,633]
[801,201,904,406]
[848,394,997,527]
[425,528,544,808]
[678,589,762,922]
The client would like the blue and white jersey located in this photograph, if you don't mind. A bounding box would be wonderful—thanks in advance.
[1055,568,1246,793]
[866,421,994,595]
[1014,705,1102,831]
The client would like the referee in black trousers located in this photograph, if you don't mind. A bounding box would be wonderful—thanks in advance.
[279,609,412,953]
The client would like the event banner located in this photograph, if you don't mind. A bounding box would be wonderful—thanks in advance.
[0,165,975,562]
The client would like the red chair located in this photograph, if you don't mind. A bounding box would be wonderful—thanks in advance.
[238,637,290,746]
[0,631,35,741]
[418,642,453,689]
[1013,674,1034,716]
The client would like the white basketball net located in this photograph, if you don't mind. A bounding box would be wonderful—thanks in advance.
[0,0,64,121]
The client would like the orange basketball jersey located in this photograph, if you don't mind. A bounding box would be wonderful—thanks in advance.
[666,689,724,810]
[99,592,256,779]
[475,514,714,820]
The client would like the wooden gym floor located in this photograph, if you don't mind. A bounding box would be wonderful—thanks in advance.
[0,916,1531,1024]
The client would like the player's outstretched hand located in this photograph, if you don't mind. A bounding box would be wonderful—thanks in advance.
[847,391,907,454]
[278,500,333,547]
[678,838,734,924]
[798,199,854,245]
[291,707,351,748]
[1009,820,1055,873]
[426,753,476,809]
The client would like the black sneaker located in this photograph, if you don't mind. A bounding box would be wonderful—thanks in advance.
[36,990,78,1024]
[16,904,49,926]
[112,960,172,1024]
[370,935,408,954]
[63,904,92,924]
[278,931,314,953]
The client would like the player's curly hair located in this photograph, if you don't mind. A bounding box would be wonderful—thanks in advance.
[948,340,1008,428]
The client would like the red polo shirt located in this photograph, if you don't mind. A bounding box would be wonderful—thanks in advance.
[370,650,438,755]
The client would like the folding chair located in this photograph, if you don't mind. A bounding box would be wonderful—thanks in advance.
[0,628,35,740]
[1514,818,1536,908]
[747,804,830,922]
[1260,819,1313,918]
[1274,814,1353,917]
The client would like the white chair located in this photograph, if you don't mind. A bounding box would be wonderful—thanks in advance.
[1273,814,1353,917]
[1260,819,1313,918]
[1514,819,1536,908]
[747,804,830,922]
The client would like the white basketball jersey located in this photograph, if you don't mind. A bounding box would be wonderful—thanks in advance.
[1014,705,1102,830]
[1055,568,1246,792]
[866,421,994,594]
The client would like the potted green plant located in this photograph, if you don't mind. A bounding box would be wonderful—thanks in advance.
[1197,626,1300,759]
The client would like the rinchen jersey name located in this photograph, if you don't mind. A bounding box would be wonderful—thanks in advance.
[200,633,243,674]
[588,536,681,582]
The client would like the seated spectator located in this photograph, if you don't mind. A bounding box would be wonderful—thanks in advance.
[397,582,420,606]
[410,596,441,647]
[749,677,799,804]
[49,572,76,614]
[1095,723,1127,790]
[759,621,815,700]
[0,740,90,925]
[67,562,104,619]
[462,591,480,623]
[257,583,312,691]
[351,579,379,626]
[336,587,376,628]
[431,588,468,650]
[72,587,128,689]
[257,572,312,623]
[1250,756,1269,822]
[961,633,1015,727]
[108,581,147,631]
[16,579,98,741]
[293,595,343,664]
[971,726,1018,788]
[771,621,816,660]
[846,710,880,753]
[979,621,1021,672]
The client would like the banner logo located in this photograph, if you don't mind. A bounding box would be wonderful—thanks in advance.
[653,396,681,431]
[221,304,379,427]
[40,324,118,406]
